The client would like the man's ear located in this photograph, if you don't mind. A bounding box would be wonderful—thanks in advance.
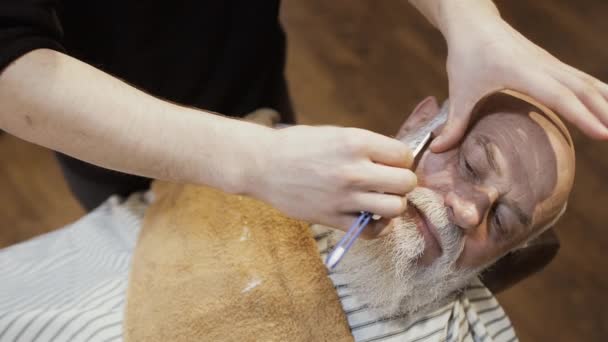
[396,96,440,139]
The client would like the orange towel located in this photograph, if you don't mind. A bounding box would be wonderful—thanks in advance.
[124,181,353,342]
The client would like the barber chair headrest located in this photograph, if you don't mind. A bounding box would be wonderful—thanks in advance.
[480,229,560,293]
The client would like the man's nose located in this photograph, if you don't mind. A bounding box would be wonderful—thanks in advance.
[445,187,499,230]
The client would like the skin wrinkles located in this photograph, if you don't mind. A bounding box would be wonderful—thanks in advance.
[397,93,566,269]
[475,136,500,176]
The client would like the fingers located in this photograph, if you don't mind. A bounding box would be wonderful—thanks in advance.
[344,192,408,219]
[430,95,476,152]
[524,71,608,139]
[599,80,608,100]
[553,66,608,128]
[356,164,417,195]
[561,63,608,99]
[360,130,414,168]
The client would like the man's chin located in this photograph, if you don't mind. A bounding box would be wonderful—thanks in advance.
[336,227,479,320]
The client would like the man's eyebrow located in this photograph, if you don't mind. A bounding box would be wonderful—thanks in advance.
[503,199,532,227]
[474,136,501,176]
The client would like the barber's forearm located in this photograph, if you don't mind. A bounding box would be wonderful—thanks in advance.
[409,0,501,36]
[0,49,270,193]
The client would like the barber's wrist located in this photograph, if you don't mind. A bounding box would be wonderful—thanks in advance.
[227,122,276,198]
[431,0,502,38]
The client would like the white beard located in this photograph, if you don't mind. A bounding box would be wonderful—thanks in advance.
[334,188,483,320]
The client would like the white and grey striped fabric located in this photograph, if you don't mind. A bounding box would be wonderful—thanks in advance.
[0,194,517,342]
[0,195,146,342]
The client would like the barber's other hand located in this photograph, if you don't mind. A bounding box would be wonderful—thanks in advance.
[430,0,608,152]
[247,125,416,237]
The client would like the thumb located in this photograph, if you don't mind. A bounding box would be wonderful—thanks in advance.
[430,93,478,153]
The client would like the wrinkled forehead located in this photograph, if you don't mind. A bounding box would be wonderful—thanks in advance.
[466,91,572,146]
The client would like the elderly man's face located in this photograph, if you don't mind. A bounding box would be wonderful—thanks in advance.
[338,92,574,318]
[399,93,574,269]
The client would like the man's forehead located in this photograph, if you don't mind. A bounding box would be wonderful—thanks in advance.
[475,111,557,192]
[471,110,556,151]
[465,91,572,148]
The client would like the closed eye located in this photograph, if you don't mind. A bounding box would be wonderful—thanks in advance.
[463,157,479,180]
[492,211,502,229]
[490,205,508,241]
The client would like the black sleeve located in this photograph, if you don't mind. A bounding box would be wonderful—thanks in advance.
[0,0,65,73]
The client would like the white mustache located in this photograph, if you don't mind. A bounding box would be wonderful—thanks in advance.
[406,187,465,262]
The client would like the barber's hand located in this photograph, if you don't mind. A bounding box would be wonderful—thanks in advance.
[248,125,416,237]
[430,1,608,152]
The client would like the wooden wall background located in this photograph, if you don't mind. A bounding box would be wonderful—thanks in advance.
[1,0,606,341]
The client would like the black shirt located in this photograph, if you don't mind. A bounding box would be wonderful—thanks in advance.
[0,0,293,210]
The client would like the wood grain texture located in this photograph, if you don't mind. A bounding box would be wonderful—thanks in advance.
[0,133,83,248]
[1,0,606,341]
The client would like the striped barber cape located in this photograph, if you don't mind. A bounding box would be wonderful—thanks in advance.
[0,194,517,342]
